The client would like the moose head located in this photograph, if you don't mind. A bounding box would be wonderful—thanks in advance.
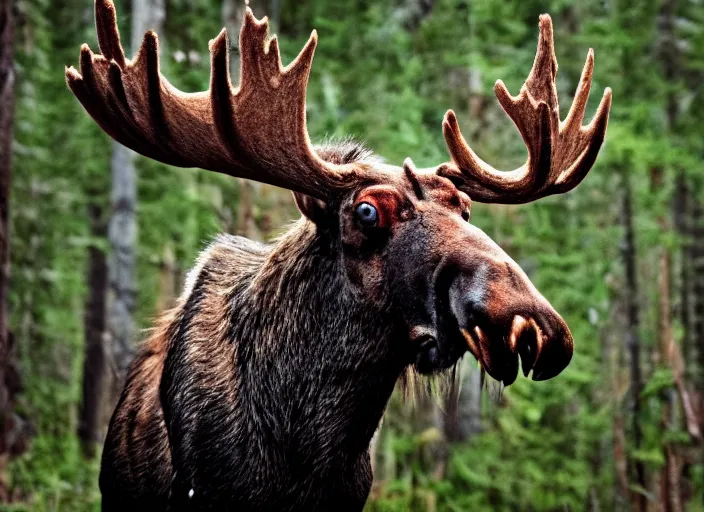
[67,1,611,509]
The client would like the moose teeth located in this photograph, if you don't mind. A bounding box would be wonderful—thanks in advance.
[463,319,545,382]
[512,317,543,377]
[508,315,529,353]
[460,327,482,362]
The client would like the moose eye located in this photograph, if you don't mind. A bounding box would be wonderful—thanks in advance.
[355,202,378,227]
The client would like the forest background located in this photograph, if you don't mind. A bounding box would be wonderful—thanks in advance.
[1,0,704,510]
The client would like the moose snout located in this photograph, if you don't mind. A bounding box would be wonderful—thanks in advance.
[452,283,574,385]
[444,231,574,385]
[505,312,573,381]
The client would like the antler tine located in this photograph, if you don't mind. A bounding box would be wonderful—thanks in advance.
[94,0,125,67]
[437,14,612,204]
[66,0,370,201]
[564,49,594,129]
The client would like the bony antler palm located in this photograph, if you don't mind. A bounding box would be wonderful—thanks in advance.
[437,15,612,204]
[67,2,610,205]
[66,0,374,200]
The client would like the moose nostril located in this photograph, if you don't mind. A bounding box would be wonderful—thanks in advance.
[409,325,437,347]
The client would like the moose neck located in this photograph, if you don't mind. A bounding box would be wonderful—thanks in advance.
[243,221,406,453]
[162,219,409,500]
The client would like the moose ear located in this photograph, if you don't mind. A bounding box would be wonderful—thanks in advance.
[292,192,330,224]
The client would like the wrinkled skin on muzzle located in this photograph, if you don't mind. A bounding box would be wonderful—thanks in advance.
[387,201,573,386]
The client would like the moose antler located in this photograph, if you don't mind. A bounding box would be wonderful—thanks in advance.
[437,15,612,204]
[66,0,368,200]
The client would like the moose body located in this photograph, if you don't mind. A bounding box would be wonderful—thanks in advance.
[67,2,612,510]
[100,151,407,511]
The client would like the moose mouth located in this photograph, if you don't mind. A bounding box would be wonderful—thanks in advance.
[457,307,574,385]
[413,305,573,386]
[411,240,574,384]
[460,316,542,386]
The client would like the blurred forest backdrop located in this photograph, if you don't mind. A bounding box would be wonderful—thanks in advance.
[1,0,704,510]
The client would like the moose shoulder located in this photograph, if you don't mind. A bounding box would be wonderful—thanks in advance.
[66,2,612,511]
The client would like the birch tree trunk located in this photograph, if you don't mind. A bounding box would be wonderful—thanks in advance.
[0,0,15,490]
[109,0,166,387]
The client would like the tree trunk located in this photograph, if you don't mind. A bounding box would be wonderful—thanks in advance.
[434,63,485,449]
[674,174,692,371]
[223,0,263,241]
[0,0,15,494]
[400,0,436,32]
[606,278,630,508]
[655,232,682,512]
[614,400,630,506]
[156,243,177,312]
[655,0,700,505]
[620,170,647,511]
[78,202,109,458]
[692,199,704,390]
[651,164,676,511]
[108,141,137,384]
[268,0,282,32]
[108,0,166,388]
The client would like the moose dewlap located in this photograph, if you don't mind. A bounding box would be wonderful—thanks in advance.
[66,1,611,510]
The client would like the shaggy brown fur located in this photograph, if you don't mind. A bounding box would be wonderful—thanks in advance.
[100,146,404,511]
[101,225,399,510]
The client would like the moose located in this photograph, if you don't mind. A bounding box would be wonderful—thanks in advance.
[66,1,612,510]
